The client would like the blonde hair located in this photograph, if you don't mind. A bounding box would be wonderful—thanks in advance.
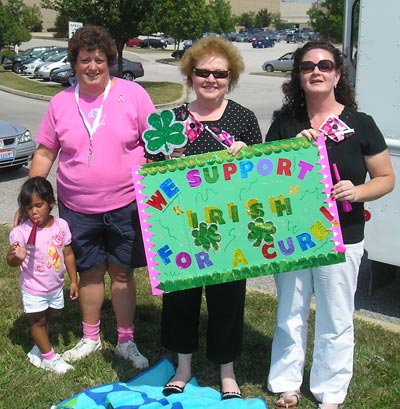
[180,36,244,92]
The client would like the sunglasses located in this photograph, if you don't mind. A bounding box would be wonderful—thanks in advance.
[299,60,335,74]
[193,68,230,79]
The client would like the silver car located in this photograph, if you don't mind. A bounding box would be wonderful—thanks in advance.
[0,120,35,169]
[34,52,69,80]
[262,52,294,72]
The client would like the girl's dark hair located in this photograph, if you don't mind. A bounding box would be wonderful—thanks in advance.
[68,25,117,69]
[18,177,55,214]
[281,41,357,117]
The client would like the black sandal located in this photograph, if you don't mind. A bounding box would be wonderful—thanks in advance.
[221,391,243,400]
[162,383,186,396]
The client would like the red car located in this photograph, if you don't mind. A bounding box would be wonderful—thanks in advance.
[126,38,142,47]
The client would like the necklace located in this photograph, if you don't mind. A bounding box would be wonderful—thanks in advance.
[74,79,111,166]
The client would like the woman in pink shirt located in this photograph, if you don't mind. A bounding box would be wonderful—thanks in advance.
[28,25,155,368]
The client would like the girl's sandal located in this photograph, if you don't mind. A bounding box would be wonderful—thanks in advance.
[275,391,301,408]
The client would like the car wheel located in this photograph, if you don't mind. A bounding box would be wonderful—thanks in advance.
[265,65,274,72]
[122,71,134,81]
[12,63,23,74]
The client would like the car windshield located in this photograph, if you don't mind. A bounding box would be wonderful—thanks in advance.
[47,52,67,62]
[20,48,34,56]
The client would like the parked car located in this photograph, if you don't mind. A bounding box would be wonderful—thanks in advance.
[139,38,167,49]
[183,39,193,49]
[0,120,35,170]
[34,53,69,80]
[21,47,67,76]
[252,37,275,48]
[223,32,238,41]
[126,38,142,47]
[109,59,144,81]
[160,35,175,45]
[286,32,304,43]
[49,65,73,85]
[262,52,294,72]
[2,46,57,73]
[50,58,144,85]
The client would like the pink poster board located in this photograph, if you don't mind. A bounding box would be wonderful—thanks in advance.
[132,137,346,295]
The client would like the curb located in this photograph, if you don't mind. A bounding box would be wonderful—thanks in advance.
[0,82,188,108]
[0,84,52,101]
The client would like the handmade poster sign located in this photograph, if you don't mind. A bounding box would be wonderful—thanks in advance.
[133,127,346,295]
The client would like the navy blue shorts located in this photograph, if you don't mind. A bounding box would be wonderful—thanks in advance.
[58,200,146,273]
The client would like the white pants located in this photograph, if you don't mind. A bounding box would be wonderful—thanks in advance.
[267,241,364,404]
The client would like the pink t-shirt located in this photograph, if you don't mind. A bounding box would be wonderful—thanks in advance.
[9,217,72,296]
[36,78,156,213]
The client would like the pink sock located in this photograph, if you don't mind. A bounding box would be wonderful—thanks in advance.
[117,325,134,344]
[41,348,56,360]
[82,321,100,341]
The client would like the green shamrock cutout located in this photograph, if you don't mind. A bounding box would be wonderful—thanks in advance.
[191,222,222,251]
[143,109,187,155]
[247,217,277,247]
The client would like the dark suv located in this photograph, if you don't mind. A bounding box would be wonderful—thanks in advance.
[2,46,57,73]
[139,39,167,49]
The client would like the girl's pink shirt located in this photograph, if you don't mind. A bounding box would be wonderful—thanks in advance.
[36,78,156,213]
[9,217,72,296]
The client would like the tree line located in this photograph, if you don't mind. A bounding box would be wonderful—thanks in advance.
[0,0,42,48]
[1,0,348,50]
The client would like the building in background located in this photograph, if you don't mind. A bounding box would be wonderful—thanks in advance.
[21,0,56,31]
[280,1,314,26]
[229,0,313,27]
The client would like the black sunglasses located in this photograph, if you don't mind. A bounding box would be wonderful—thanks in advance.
[193,68,230,79]
[299,60,335,74]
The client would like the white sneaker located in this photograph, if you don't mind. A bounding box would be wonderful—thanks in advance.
[62,338,102,362]
[115,341,149,369]
[41,354,74,374]
[27,345,42,368]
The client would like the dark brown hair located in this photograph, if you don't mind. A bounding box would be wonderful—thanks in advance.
[281,41,357,117]
[68,25,117,69]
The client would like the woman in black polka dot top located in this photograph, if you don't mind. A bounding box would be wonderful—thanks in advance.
[156,36,262,400]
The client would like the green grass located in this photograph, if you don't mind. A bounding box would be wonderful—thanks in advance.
[0,66,184,105]
[0,224,399,408]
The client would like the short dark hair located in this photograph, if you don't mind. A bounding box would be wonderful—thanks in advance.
[68,25,117,69]
[18,177,55,215]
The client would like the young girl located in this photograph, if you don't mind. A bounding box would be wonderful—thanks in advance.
[6,177,78,374]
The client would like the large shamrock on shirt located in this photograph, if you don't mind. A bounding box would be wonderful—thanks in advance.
[143,109,187,156]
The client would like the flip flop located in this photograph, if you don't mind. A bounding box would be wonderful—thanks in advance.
[221,391,243,400]
[275,391,300,408]
[162,383,186,396]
